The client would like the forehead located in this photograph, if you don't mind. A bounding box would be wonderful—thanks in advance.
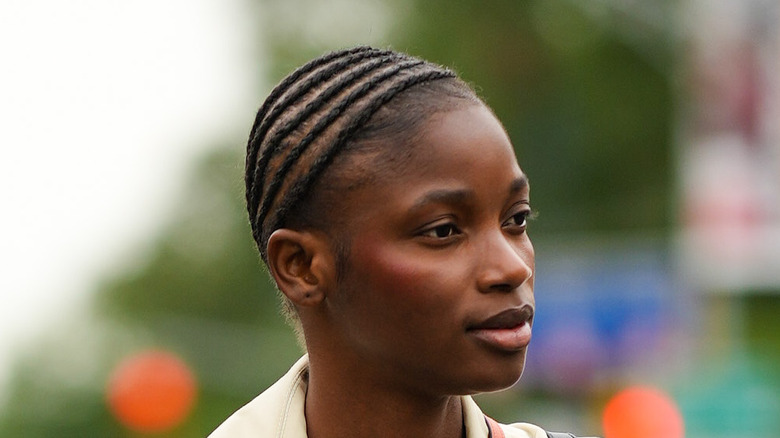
[337,105,526,213]
[420,104,516,165]
[367,104,524,184]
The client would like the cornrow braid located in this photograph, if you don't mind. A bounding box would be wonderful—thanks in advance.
[247,50,402,222]
[246,46,372,146]
[255,58,429,236]
[246,47,478,263]
[246,47,390,217]
[266,68,456,241]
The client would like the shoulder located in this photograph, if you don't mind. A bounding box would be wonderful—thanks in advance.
[497,421,550,438]
[466,397,547,438]
[208,356,309,438]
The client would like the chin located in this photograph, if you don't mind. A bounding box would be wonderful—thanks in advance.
[484,370,525,393]
[462,353,527,394]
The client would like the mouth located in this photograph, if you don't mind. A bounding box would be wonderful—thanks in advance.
[467,306,534,352]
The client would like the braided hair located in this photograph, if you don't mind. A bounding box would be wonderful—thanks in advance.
[245,46,482,266]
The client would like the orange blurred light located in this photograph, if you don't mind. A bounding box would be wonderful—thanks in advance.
[602,386,684,438]
[107,350,197,433]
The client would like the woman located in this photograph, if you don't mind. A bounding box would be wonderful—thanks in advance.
[210,46,594,438]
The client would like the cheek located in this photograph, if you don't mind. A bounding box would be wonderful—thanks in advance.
[348,239,456,309]
[354,241,428,294]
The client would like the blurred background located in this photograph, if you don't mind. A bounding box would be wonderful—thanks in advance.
[1,0,778,437]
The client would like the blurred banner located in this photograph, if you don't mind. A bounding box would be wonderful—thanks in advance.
[528,237,681,394]
[678,0,780,293]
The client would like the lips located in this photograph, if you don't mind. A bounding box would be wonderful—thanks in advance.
[467,306,534,352]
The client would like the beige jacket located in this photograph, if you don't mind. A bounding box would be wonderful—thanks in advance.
[209,356,549,438]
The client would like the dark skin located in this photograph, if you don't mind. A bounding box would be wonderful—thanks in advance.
[267,104,535,438]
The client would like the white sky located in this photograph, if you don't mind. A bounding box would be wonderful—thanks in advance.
[0,0,258,391]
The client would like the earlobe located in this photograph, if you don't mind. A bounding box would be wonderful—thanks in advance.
[266,228,332,307]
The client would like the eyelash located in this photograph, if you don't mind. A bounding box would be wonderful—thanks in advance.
[503,209,535,230]
[418,208,536,241]
[420,223,461,239]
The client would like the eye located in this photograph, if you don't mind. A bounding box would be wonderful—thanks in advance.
[503,209,534,231]
[507,212,528,227]
[421,223,461,239]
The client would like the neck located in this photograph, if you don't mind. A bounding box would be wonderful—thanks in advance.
[304,352,464,438]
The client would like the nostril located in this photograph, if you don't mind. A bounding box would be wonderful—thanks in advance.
[490,282,514,293]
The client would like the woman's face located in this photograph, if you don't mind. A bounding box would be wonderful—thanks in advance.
[325,104,535,397]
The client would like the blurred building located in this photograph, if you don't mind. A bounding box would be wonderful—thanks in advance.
[678,0,780,292]
[677,0,780,436]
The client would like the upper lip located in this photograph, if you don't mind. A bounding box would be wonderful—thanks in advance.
[468,305,534,330]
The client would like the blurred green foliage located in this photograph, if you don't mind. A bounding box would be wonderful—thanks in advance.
[397,0,674,234]
[0,0,685,436]
[0,146,302,437]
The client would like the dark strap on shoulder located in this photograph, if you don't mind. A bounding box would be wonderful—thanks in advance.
[546,432,576,438]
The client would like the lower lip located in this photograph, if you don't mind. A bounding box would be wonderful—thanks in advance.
[468,322,532,352]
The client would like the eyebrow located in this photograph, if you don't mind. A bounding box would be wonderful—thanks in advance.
[408,175,529,213]
[409,188,472,214]
[510,175,529,194]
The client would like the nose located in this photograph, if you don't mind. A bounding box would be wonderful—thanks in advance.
[476,232,534,293]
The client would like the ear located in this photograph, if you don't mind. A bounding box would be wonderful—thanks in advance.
[266,228,335,307]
